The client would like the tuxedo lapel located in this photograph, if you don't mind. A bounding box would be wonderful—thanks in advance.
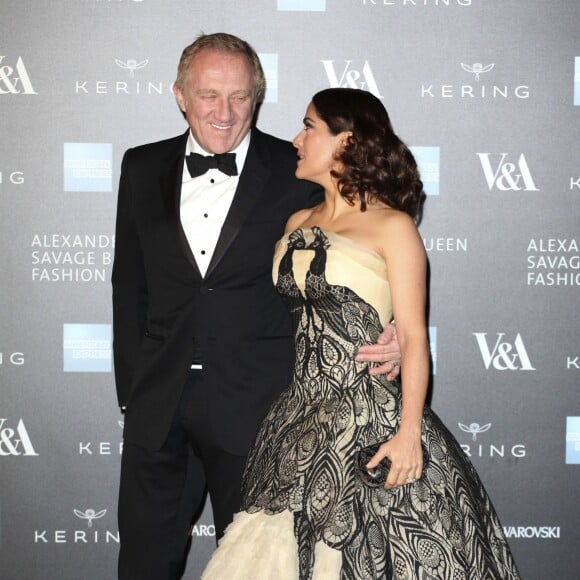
[205,130,270,279]
[160,131,203,280]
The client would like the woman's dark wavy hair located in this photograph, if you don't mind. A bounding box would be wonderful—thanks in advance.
[312,88,424,218]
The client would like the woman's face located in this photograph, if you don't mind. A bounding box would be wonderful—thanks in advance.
[292,103,346,187]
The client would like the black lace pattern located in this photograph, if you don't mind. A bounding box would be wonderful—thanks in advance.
[241,227,520,580]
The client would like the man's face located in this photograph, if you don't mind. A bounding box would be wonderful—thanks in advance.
[173,49,258,154]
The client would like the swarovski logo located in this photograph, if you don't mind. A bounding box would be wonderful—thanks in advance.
[0,56,37,95]
[0,418,39,456]
[191,524,216,537]
[473,333,535,371]
[503,526,560,539]
[461,62,494,81]
[477,153,539,191]
[321,60,383,98]
[114,58,148,77]
[458,422,492,441]
[73,508,107,527]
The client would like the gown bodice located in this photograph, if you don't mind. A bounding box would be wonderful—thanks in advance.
[273,226,393,329]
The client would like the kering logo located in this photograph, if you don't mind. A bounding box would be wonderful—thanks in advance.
[74,508,107,527]
[458,422,492,441]
[0,418,38,456]
[0,352,24,365]
[79,421,123,455]
[477,153,539,192]
[34,507,119,544]
[0,170,24,185]
[363,0,473,6]
[0,56,37,95]
[457,421,526,459]
[460,62,494,81]
[114,58,148,77]
[421,62,529,100]
[473,333,535,371]
[321,60,383,98]
[75,58,165,96]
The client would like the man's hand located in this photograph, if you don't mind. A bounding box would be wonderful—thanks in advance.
[355,323,401,380]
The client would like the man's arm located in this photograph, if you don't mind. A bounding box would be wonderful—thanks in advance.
[355,322,401,380]
[111,150,148,409]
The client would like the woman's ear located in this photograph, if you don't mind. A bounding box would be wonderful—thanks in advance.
[340,130,353,146]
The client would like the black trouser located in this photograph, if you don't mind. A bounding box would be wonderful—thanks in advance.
[118,370,249,580]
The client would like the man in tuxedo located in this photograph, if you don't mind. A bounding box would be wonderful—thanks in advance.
[112,32,400,579]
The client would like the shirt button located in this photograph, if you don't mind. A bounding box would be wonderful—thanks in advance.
[201,250,206,255]
[204,213,208,218]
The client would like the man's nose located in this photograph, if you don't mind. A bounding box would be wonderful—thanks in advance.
[215,98,233,122]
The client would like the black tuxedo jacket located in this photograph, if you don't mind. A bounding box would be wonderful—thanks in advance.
[112,128,320,453]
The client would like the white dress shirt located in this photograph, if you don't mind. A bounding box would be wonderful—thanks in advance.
[179,131,250,277]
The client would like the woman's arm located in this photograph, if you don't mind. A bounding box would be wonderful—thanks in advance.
[366,210,429,488]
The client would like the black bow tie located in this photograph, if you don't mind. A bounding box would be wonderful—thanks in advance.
[186,152,238,178]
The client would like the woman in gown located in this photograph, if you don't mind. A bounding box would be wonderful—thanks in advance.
[202,88,520,579]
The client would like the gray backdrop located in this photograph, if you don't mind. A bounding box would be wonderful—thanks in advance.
[1,1,579,578]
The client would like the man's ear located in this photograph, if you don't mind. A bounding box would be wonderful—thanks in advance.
[173,83,186,113]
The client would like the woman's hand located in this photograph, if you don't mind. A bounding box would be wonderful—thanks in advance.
[365,430,424,489]
[355,322,401,380]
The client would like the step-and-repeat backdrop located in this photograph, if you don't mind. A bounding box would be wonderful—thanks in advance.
[2,1,579,578]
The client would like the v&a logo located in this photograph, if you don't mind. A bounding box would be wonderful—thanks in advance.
[0,56,37,95]
[477,153,539,192]
[473,333,535,371]
[0,418,38,456]
[321,60,383,98]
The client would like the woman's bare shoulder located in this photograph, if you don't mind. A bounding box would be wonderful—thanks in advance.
[284,206,318,233]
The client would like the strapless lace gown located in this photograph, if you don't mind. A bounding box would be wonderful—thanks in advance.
[202,227,520,580]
